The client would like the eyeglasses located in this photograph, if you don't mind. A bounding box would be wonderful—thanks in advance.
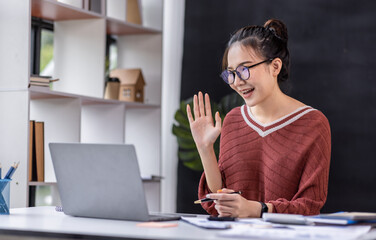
[220,59,273,84]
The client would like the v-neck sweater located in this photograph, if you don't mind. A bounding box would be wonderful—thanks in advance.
[198,105,331,216]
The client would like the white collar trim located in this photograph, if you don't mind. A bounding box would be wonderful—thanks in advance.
[240,105,316,137]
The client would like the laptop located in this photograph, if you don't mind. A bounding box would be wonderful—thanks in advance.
[49,143,180,221]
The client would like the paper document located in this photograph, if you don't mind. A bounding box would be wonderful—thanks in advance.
[219,224,371,239]
[181,216,232,229]
[181,216,270,229]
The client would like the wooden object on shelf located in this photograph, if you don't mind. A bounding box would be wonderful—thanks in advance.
[29,86,159,108]
[104,77,120,100]
[29,120,44,182]
[31,0,159,35]
[29,121,36,182]
[106,0,142,25]
[110,69,145,103]
[126,0,142,25]
[35,122,45,182]
[31,0,101,21]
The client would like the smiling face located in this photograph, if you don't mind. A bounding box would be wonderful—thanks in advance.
[227,43,280,108]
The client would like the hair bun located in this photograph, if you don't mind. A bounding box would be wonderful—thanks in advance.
[264,19,288,42]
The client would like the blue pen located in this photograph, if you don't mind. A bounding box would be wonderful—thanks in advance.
[4,162,19,180]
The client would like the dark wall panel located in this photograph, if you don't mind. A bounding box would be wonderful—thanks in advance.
[180,0,376,213]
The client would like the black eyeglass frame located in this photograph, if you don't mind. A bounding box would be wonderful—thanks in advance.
[220,58,274,84]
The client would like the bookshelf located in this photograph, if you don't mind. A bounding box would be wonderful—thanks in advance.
[0,0,164,212]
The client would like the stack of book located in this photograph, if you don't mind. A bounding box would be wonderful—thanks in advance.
[30,75,59,87]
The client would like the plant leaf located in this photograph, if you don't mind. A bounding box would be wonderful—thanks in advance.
[172,125,193,140]
[174,109,190,130]
[218,92,244,116]
[178,150,200,162]
[177,137,196,150]
[183,159,203,171]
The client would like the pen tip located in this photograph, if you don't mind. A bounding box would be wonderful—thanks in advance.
[194,200,201,204]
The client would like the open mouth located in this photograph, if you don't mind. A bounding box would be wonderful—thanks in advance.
[241,88,255,97]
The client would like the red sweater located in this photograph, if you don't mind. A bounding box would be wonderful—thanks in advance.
[198,105,331,216]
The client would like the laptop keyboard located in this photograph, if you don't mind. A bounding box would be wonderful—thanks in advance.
[148,214,181,221]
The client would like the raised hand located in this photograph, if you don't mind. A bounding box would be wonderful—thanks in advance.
[187,92,222,149]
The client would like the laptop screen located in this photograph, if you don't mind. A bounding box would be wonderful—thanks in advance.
[49,143,150,221]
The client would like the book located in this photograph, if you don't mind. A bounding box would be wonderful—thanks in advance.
[264,212,376,226]
[305,216,358,225]
[28,120,36,181]
[29,75,59,87]
[30,76,51,83]
[29,82,50,87]
[34,121,45,182]
[306,212,376,225]
[319,212,376,221]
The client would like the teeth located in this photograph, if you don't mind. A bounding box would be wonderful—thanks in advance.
[242,88,254,94]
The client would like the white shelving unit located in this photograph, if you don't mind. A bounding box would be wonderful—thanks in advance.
[0,0,164,212]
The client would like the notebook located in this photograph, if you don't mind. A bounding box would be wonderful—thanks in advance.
[49,143,180,222]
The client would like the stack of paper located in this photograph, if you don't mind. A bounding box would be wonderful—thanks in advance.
[219,224,371,240]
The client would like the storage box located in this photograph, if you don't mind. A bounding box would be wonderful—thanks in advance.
[110,68,146,102]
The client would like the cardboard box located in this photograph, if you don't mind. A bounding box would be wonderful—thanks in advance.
[110,68,146,102]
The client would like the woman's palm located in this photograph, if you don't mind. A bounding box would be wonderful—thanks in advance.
[187,92,222,147]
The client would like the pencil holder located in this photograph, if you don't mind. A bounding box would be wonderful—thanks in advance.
[0,179,11,215]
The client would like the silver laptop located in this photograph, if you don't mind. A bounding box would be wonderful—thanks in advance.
[49,143,180,221]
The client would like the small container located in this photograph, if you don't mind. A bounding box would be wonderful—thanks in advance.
[0,179,11,215]
[104,77,120,100]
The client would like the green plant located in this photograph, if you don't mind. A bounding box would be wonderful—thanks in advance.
[172,92,244,171]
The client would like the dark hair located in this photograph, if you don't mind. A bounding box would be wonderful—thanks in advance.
[222,19,290,83]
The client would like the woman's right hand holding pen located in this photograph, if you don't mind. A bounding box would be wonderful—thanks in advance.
[208,188,263,218]
[186,92,222,149]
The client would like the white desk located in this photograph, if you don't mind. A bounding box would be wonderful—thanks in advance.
[1,207,375,240]
[0,207,228,240]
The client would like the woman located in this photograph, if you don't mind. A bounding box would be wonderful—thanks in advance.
[186,19,331,218]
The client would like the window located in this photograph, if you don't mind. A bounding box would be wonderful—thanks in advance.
[105,35,118,79]
[31,17,54,76]
[40,29,54,75]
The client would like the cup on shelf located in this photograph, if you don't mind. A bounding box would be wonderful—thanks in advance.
[0,179,11,215]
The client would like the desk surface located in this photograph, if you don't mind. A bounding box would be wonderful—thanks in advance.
[0,207,228,240]
[1,207,376,240]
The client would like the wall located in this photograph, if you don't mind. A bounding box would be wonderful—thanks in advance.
[180,0,376,213]
[161,0,186,213]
